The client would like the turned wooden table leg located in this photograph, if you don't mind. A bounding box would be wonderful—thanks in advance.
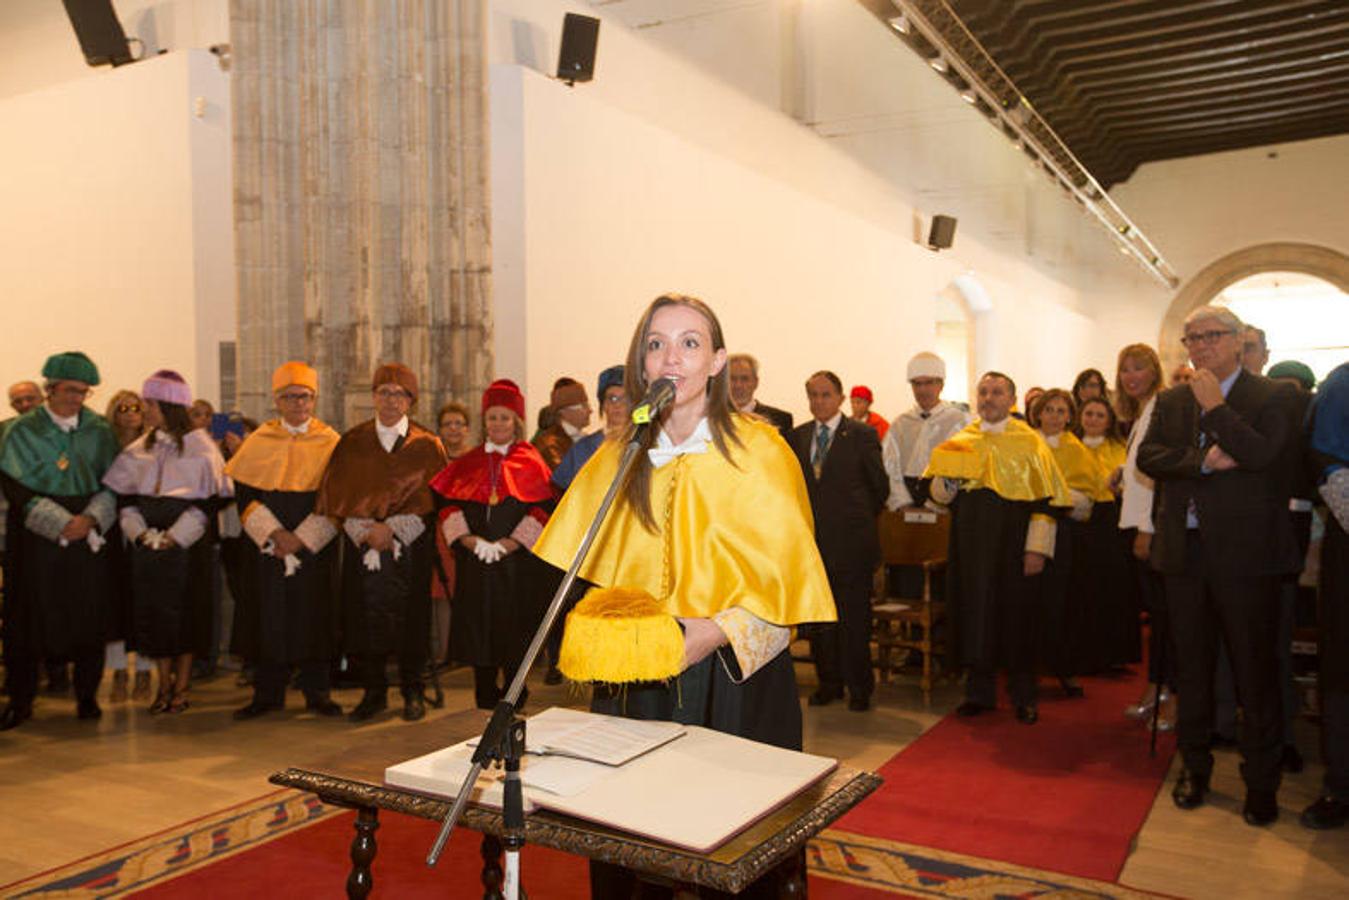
[481,833,504,900]
[346,806,379,899]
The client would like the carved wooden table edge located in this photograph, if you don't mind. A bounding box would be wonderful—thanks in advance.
[269,767,882,894]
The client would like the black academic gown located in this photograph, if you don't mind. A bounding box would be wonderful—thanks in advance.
[126,496,217,658]
[0,479,110,658]
[945,489,1047,680]
[233,483,338,666]
[446,497,544,669]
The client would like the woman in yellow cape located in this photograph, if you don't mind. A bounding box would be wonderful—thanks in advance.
[533,294,835,897]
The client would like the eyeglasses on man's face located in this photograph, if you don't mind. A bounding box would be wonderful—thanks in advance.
[278,392,315,403]
[374,387,411,400]
[1181,329,1233,347]
[116,403,143,414]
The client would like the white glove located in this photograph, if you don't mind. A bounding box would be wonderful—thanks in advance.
[1069,491,1094,523]
[473,539,507,564]
[361,540,403,572]
[86,530,107,553]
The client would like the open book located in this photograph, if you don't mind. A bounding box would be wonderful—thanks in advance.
[479,706,686,766]
[386,707,838,853]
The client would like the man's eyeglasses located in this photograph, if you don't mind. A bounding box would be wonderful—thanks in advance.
[374,387,411,400]
[277,392,315,403]
[1181,329,1233,347]
[603,395,627,405]
[116,403,143,414]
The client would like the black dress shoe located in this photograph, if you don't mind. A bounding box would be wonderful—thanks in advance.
[402,692,426,722]
[1300,796,1349,830]
[1015,705,1038,725]
[304,694,343,717]
[76,699,102,720]
[1281,744,1304,774]
[348,691,388,722]
[1243,790,1279,826]
[0,705,33,731]
[847,696,871,712]
[808,689,842,707]
[543,666,564,686]
[1172,769,1209,810]
[955,700,992,717]
[233,700,282,721]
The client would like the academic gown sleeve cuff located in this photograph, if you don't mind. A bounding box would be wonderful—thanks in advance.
[84,491,116,534]
[343,517,374,547]
[119,506,149,543]
[240,501,284,550]
[509,508,548,550]
[167,507,209,549]
[25,497,73,543]
[711,607,791,683]
[1025,514,1056,558]
[386,514,425,547]
[440,509,469,547]
[294,514,338,554]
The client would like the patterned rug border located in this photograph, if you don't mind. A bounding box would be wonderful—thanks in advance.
[4,795,1177,899]
[809,829,1175,899]
[0,789,341,899]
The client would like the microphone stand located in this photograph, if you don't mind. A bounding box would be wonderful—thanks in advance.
[426,384,671,896]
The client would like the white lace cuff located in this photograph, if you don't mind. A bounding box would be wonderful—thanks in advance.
[1025,514,1057,558]
[294,514,338,553]
[167,507,209,549]
[344,517,374,547]
[440,509,469,546]
[711,607,791,683]
[386,514,425,546]
[25,497,72,542]
[241,501,284,549]
[119,506,149,543]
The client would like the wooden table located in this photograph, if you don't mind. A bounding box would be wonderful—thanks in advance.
[270,710,881,897]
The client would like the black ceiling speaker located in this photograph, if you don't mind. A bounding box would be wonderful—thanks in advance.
[62,0,134,67]
[557,13,600,85]
[927,214,957,250]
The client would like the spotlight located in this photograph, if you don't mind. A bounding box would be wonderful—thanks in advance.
[960,89,977,104]
[888,15,911,34]
[929,56,949,73]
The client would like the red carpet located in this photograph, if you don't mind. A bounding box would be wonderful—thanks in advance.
[128,810,591,899]
[124,809,900,898]
[835,669,1175,882]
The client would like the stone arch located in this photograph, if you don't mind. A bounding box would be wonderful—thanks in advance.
[1159,242,1349,375]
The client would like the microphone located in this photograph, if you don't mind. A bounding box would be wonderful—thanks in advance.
[630,378,677,425]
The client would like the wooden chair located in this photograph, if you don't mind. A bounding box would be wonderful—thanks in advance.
[872,507,950,705]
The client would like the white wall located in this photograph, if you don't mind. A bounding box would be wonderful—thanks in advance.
[0,50,234,406]
[0,0,228,100]
[487,1,1150,423]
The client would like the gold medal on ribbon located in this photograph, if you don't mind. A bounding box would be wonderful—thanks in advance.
[56,453,70,471]
[489,489,499,506]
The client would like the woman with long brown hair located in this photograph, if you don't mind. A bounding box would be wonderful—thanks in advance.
[1113,343,1176,728]
[532,293,835,898]
[103,371,229,714]
[101,390,154,702]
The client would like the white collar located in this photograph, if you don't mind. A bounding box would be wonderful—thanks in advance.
[1082,434,1105,448]
[283,418,311,435]
[1042,431,1062,447]
[979,417,1010,433]
[815,411,844,433]
[561,420,585,440]
[376,416,409,439]
[45,403,79,432]
[648,418,712,469]
[485,440,512,455]
[908,400,947,420]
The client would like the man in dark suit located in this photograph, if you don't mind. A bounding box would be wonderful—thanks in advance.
[729,353,793,438]
[792,370,888,711]
[1139,304,1300,827]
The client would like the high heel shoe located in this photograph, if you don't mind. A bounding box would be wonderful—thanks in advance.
[149,691,171,714]
[164,691,190,714]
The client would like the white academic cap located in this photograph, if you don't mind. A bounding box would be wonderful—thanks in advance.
[907,352,946,381]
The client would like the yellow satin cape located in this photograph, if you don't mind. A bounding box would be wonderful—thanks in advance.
[923,418,1073,507]
[223,418,340,492]
[1085,437,1127,489]
[532,415,836,627]
[1046,431,1114,503]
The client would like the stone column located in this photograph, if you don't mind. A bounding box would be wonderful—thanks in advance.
[231,0,493,428]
